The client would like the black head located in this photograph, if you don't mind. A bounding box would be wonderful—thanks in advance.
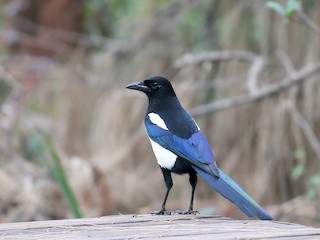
[126,76,176,99]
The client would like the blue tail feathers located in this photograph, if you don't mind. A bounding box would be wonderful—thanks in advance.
[194,167,273,220]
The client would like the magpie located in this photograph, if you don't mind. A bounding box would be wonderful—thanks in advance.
[126,76,272,220]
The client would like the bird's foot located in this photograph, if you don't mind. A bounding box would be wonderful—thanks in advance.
[150,210,172,215]
[173,210,199,215]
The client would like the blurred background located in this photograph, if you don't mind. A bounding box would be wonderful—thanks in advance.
[0,0,319,226]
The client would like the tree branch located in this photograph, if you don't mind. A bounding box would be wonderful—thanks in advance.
[276,50,296,77]
[247,56,264,94]
[298,11,320,36]
[174,50,265,94]
[174,50,257,68]
[190,62,320,116]
[286,103,320,160]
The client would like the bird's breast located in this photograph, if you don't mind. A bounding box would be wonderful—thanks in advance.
[148,137,177,169]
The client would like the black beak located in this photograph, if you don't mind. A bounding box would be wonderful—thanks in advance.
[126,81,151,93]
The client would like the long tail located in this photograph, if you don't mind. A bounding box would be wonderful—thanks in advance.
[194,167,273,220]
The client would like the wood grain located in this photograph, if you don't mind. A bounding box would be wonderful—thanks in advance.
[0,214,319,239]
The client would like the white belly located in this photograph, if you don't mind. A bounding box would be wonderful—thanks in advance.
[148,138,177,169]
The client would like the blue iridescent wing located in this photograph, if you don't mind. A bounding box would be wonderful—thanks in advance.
[146,118,219,177]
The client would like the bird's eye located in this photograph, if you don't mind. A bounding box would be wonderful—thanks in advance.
[151,82,160,89]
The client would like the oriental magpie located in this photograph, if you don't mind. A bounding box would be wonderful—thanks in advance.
[126,76,272,220]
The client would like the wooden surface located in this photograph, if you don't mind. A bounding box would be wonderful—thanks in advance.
[0,214,320,239]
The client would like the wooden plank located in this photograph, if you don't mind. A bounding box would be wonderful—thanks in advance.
[0,215,319,239]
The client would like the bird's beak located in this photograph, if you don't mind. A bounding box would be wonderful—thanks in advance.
[126,81,151,93]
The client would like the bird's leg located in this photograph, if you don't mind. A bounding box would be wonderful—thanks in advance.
[187,172,197,212]
[151,168,173,215]
[176,172,199,215]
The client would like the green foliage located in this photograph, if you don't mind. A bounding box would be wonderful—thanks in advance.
[45,137,83,218]
[26,132,83,218]
[83,0,137,37]
[177,1,213,51]
[266,0,302,18]
[267,1,287,16]
[25,132,44,161]
[286,0,302,16]
[307,174,320,199]
[291,149,306,181]
[291,164,306,181]
[293,149,306,160]
[83,0,173,40]
[0,79,11,106]
[83,0,111,36]
[291,149,320,200]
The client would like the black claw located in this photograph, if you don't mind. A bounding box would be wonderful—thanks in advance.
[174,210,199,215]
[150,210,171,215]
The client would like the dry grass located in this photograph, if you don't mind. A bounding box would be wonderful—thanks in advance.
[0,0,319,225]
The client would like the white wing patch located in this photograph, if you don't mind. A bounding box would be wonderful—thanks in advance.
[193,119,200,130]
[148,138,177,169]
[148,113,168,130]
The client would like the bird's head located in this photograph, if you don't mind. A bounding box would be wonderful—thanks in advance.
[126,76,176,99]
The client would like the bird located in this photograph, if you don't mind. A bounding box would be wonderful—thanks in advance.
[126,76,273,220]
